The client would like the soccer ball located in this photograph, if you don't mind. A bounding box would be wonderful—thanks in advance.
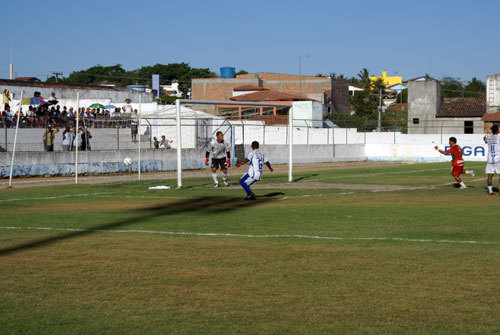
[123,157,133,166]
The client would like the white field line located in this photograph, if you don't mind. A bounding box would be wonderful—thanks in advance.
[0,192,117,203]
[0,226,497,245]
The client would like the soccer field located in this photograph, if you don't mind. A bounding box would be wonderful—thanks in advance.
[1,162,499,335]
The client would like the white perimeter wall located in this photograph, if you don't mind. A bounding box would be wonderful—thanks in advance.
[232,125,488,163]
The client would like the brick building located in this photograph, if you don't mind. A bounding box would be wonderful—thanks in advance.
[191,72,349,114]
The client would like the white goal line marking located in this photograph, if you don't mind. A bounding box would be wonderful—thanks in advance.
[0,226,497,246]
[0,192,117,203]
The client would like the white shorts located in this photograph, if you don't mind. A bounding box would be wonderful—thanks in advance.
[241,173,261,186]
[485,162,500,174]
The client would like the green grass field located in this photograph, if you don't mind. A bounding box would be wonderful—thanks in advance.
[1,162,499,334]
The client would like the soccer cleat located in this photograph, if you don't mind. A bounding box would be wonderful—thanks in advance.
[488,192,494,196]
[214,183,219,188]
[468,170,475,177]
[223,180,229,187]
[244,194,256,201]
[459,184,467,189]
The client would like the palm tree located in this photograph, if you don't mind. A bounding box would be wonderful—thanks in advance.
[357,68,371,89]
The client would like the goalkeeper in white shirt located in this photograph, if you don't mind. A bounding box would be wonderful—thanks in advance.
[484,124,500,195]
[205,131,231,187]
[235,141,273,200]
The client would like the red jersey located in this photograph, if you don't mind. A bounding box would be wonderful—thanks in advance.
[445,145,464,167]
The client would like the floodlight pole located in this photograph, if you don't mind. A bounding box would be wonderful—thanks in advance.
[175,98,182,188]
[288,103,293,182]
[8,90,23,187]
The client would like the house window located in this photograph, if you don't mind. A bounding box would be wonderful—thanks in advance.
[412,118,419,124]
[464,121,473,134]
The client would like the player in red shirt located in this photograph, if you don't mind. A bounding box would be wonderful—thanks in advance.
[434,137,475,189]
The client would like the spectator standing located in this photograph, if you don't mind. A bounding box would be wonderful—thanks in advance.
[72,127,80,150]
[130,109,138,142]
[112,107,121,128]
[43,124,59,152]
[79,126,92,151]
[4,105,12,128]
[62,126,73,151]
[122,98,133,114]
[2,89,11,109]
[159,135,172,149]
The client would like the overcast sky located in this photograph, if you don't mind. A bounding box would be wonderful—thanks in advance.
[2,0,499,82]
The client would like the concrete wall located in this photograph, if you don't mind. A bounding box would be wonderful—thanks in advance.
[433,117,483,134]
[1,144,365,177]
[0,148,204,177]
[486,74,500,113]
[259,144,365,165]
[366,133,487,162]
[408,80,440,134]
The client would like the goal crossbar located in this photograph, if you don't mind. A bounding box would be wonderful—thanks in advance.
[175,99,294,188]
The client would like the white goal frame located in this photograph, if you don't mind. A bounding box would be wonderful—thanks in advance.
[175,99,294,188]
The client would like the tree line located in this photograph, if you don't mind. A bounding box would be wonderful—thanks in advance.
[46,63,217,97]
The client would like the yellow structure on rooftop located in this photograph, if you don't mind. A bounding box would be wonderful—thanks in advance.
[369,71,403,88]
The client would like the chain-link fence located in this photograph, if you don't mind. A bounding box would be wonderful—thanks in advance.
[0,115,491,185]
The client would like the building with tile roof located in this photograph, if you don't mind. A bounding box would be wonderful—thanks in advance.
[408,80,486,134]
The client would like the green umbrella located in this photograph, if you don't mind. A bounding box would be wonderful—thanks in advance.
[89,103,105,109]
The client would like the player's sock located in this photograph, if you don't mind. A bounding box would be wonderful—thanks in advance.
[465,170,475,177]
[488,184,493,194]
[240,181,252,195]
[459,181,466,189]
[222,173,228,186]
[212,173,218,184]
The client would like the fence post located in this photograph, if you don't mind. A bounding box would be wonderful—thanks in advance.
[364,120,366,144]
[332,127,335,157]
[440,121,443,144]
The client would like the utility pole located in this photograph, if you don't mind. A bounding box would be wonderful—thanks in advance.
[53,72,63,83]
[298,54,308,97]
[299,56,302,96]
[10,38,13,80]
[378,88,382,132]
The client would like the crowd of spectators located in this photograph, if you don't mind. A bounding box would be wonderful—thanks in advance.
[0,91,134,129]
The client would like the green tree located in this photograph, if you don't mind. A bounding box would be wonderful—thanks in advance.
[235,70,248,75]
[440,77,464,98]
[357,68,371,89]
[396,88,408,103]
[350,90,378,119]
[464,77,486,97]
[62,64,133,86]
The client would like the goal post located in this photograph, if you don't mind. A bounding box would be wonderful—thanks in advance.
[175,99,293,188]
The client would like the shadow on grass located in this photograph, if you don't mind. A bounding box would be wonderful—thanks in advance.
[0,195,279,257]
[293,174,319,182]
